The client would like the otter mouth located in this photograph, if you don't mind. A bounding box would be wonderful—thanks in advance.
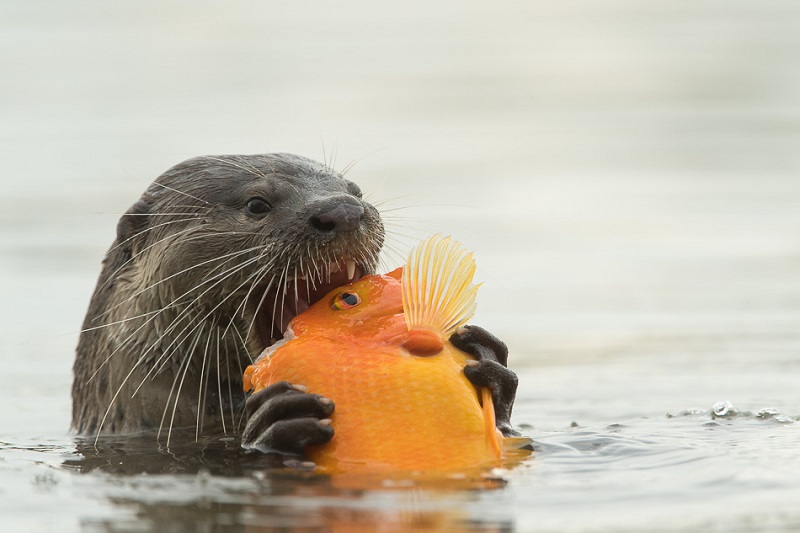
[250,258,365,352]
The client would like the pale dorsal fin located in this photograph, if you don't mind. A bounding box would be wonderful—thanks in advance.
[402,235,479,336]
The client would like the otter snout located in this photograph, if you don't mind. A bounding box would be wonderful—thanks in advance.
[309,196,365,233]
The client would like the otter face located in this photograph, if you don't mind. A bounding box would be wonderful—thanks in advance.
[119,153,385,365]
[73,153,385,438]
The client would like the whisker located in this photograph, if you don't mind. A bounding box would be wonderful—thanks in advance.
[152,182,210,205]
[196,323,214,441]
[273,263,291,339]
[95,212,208,217]
[206,156,269,182]
[241,271,277,345]
[216,327,227,434]
[338,147,385,176]
[93,224,201,297]
[96,243,264,322]
[161,320,206,446]
[229,324,252,430]
[129,254,269,397]
[93,251,263,389]
[109,216,201,255]
[85,250,266,382]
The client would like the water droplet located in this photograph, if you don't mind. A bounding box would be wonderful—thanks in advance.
[712,400,735,417]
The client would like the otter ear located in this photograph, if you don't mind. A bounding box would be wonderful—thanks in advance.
[115,198,151,257]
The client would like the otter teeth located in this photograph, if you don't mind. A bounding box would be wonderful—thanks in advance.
[325,260,357,280]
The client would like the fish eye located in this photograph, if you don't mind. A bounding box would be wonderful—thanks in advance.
[331,291,361,310]
[245,197,271,216]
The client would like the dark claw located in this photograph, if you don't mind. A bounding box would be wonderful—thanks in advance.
[246,418,334,456]
[451,325,520,437]
[242,381,335,456]
[450,325,509,367]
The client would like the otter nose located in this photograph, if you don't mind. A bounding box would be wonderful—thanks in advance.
[309,196,364,233]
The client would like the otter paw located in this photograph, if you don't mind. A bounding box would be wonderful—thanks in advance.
[451,325,520,437]
[241,381,335,456]
[463,359,520,437]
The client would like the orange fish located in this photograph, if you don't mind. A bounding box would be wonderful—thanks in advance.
[243,236,505,473]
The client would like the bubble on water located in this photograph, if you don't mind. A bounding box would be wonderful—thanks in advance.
[756,408,795,424]
[489,468,507,478]
[712,400,735,418]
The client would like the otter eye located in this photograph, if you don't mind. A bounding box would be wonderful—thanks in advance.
[331,291,361,310]
[246,197,271,215]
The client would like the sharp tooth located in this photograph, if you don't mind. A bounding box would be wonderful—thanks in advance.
[346,260,356,280]
[329,262,341,273]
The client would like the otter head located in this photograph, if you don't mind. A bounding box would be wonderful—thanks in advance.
[74,153,384,436]
[122,153,384,357]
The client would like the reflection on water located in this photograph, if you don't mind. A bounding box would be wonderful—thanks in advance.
[4,398,796,532]
[64,434,269,477]
[63,432,523,485]
[1,388,798,531]
[57,434,515,532]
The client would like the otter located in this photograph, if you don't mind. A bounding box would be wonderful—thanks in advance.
[72,153,518,457]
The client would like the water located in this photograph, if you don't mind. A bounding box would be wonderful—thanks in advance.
[2,1,800,531]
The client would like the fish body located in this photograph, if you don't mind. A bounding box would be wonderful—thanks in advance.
[243,236,503,473]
